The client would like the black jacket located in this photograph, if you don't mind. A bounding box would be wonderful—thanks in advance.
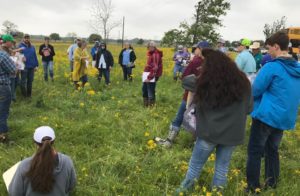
[95,49,114,69]
[39,44,55,62]
[118,48,136,65]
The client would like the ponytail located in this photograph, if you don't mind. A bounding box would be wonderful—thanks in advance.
[26,138,56,193]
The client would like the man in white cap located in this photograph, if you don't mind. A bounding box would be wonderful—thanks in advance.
[250,41,263,72]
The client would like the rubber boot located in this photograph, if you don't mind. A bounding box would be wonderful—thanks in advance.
[156,125,179,148]
[143,97,149,107]
[148,99,155,107]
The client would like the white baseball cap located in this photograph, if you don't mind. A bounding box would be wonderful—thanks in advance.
[33,126,55,143]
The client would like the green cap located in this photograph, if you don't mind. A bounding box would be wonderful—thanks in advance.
[1,34,15,42]
[241,38,251,47]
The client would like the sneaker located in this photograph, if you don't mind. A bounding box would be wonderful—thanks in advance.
[154,137,172,148]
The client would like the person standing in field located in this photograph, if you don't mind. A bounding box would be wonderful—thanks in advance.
[9,126,76,195]
[18,34,39,98]
[156,41,209,147]
[217,38,228,54]
[67,38,80,72]
[246,31,300,193]
[142,41,163,107]
[250,42,263,72]
[95,42,114,85]
[235,38,256,75]
[177,49,252,194]
[0,34,16,142]
[72,40,89,90]
[39,37,55,82]
[173,45,190,81]
[90,41,99,58]
[118,42,136,81]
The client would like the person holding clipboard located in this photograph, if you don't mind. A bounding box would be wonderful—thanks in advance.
[142,41,163,107]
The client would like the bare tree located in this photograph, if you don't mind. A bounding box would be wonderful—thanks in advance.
[89,0,120,42]
[263,16,287,39]
[66,32,78,39]
[2,20,18,34]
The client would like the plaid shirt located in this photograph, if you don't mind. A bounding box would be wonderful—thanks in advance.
[0,51,16,85]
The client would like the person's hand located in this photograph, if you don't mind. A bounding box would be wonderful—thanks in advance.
[34,67,38,72]
[144,79,150,83]
[22,57,26,62]
[109,66,112,71]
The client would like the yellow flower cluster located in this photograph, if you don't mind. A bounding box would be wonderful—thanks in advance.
[180,161,189,173]
[147,139,157,150]
[87,90,95,96]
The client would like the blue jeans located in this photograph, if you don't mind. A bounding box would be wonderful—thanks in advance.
[20,68,35,97]
[171,100,186,131]
[0,85,12,133]
[98,69,110,84]
[70,60,74,72]
[122,65,133,80]
[142,82,156,100]
[42,61,54,81]
[10,77,16,101]
[173,64,184,78]
[246,118,283,189]
[180,138,235,189]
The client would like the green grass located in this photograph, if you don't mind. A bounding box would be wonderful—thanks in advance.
[0,43,299,195]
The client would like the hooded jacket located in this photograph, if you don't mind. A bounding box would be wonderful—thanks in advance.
[144,48,163,80]
[95,44,114,69]
[8,153,76,196]
[251,57,300,130]
[19,42,39,69]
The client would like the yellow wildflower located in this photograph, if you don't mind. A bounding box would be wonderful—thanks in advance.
[208,154,215,161]
[147,139,157,149]
[144,131,150,137]
[87,90,96,96]
[80,102,85,107]
[206,192,212,196]
[255,188,261,193]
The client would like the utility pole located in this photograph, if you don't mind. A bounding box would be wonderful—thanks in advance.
[122,16,125,48]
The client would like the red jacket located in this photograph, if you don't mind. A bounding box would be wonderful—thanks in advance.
[144,49,163,80]
[182,56,203,101]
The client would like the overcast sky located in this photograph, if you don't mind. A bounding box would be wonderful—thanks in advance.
[1,0,299,41]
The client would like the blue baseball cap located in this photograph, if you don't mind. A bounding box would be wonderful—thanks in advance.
[197,41,210,49]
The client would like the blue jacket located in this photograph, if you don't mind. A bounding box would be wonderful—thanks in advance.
[251,57,300,130]
[19,42,39,68]
[91,47,98,58]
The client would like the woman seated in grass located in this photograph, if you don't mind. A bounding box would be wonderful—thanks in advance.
[176,49,252,194]
[9,126,76,196]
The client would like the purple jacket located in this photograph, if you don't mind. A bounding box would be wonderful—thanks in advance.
[173,51,190,66]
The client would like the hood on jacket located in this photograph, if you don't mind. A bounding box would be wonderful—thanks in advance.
[275,57,300,78]
[148,49,163,57]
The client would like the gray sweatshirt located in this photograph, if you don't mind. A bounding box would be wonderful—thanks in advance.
[8,152,76,196]
[182,75,253,146]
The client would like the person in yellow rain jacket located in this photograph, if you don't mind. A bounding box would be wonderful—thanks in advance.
[72,40,89,89]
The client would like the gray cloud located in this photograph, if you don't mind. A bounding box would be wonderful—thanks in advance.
[1,0,299,41]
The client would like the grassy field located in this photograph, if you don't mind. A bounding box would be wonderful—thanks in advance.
[0,42,299,196]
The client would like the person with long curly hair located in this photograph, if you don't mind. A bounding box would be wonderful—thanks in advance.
[176,49,253,193]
